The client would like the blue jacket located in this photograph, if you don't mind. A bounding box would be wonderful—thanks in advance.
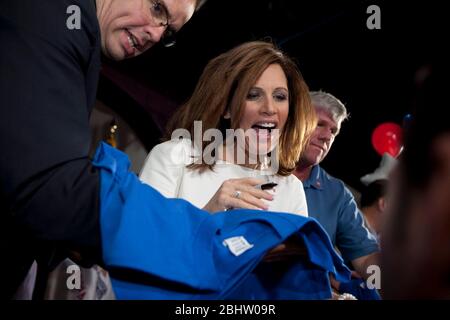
[93,143,351,299]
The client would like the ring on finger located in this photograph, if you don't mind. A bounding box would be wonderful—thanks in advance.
[233,190,242,199]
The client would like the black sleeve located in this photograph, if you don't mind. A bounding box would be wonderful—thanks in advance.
[0,0,102,252]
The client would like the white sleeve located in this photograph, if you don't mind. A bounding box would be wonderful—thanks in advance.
[289,176,309,217]
[139,140,191,198]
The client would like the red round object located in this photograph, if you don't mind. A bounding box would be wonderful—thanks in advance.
[371,122,403,157]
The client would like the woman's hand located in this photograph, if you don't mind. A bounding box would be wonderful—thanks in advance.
[203,177,274,213]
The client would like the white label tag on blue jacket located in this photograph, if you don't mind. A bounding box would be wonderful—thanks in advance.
[222,236,254,256]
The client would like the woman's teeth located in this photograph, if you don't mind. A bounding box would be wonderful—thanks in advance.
[259,123,276,128]
[252,123,276,130]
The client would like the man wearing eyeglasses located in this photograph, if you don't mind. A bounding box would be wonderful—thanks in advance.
[97,0,196,59]
[0,0,204,299]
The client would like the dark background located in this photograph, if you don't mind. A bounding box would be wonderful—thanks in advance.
[99,0,444,191]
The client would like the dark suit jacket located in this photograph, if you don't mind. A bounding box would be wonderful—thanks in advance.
[0,0,102,298]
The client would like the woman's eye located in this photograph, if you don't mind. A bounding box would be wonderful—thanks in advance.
[274,93,287,101]
[246,91,260,100]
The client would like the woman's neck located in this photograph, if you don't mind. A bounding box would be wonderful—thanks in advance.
[219,143,269,170]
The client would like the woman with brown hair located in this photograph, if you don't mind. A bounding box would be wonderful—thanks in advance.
[140,41,316,215]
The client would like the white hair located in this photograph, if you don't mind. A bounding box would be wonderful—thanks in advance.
[310,90,348,124]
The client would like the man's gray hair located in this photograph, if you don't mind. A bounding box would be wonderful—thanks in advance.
[310,90,348,124]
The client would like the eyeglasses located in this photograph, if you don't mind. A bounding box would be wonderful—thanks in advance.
[150,0,177,47]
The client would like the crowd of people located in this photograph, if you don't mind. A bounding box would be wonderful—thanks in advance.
[1,0,446,300]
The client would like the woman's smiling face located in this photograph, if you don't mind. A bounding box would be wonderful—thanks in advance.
[237,63,289,156]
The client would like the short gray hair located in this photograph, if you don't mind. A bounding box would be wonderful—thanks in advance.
[310,90,348,124]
